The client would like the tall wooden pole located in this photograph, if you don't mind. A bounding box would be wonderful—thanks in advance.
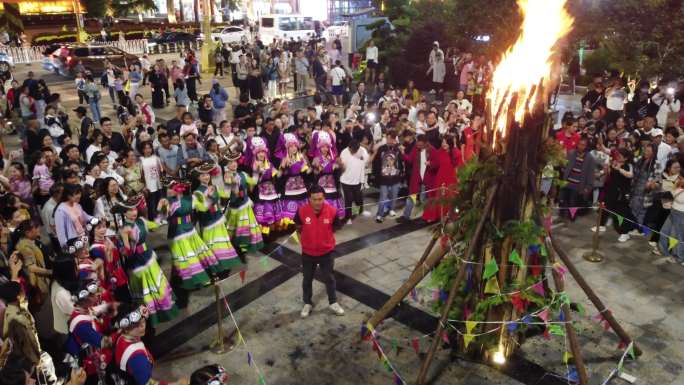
[548,235,642,356]
[415,184,499,385]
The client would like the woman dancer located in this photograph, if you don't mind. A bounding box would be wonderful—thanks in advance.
[251,137,282,233]
[312,132,345,220]
[161,179,221,308]
[224,150,263,254]
[191,161,242,272]
[113,196,178,325]
[279,133,311,223]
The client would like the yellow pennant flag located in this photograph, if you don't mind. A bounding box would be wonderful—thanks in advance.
[366,322,375,334]
[463,334,475,349]
[236,331,245,345]
[261,225,270,235]
[563,351,573,364]
[484,276,500,295]
[291,231,300,244]
[465,320,478,334]
[410,194,417,204]
[669,237,679,251]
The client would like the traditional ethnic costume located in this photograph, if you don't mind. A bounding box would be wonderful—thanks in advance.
[165,180,222,289]
[191,161,242,270]
[113,306,166,385]
[313,132,345,220]
[65,281,113,384]
[115,198,178,325]
[280,133,311,222]
[251,137,283,231]
[223,150,264,253]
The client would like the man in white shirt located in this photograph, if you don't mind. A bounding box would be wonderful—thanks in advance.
[365,40,379,84]
[652,129,672,173]
[340,140,371,224]
[329,61,347,106]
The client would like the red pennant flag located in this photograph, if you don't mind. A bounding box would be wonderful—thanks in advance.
[440,234,449,249]
[239,270,246,284]
[441,332,450,344]
[510,292,526,313]
[411,337,420,355]
[617,341,627,350]
[543,216,553,233]
[372,339,382,359]
[463,305,472,320]
[603,320,611,331]
[543,327,551,340]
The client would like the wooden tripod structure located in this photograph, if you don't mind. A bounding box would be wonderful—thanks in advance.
[365,93,640,385]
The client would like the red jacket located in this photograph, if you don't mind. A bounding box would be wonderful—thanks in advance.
[297,202,337,257]
[403,144,439,194]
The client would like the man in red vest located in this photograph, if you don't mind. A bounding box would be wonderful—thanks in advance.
[295,185,344,318]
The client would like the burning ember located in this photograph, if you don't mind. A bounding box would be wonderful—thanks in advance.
[486,0,574,144]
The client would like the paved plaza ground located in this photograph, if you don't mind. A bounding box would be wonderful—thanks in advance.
[9,56,684,385]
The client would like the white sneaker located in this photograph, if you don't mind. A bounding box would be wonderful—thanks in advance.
[429,89,436,94]
[617,234,631,243]
[591,226,606,233]
[361,210,372,217]
[329,302,345,316]
[389,210,397,217]
[648,241,657,248]
[628,229,642,236]
[652,247,662,256]
[667,257,679,264]
[346,219,353,225]
[300,304,312,318]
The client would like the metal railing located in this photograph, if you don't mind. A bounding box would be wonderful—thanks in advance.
[1,39,150,64]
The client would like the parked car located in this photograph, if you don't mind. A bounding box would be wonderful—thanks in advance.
[210,26,250,44]
[147,32,198,48]
[42,44,139,77]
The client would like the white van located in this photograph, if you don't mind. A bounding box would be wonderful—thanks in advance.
[259,14,316,43]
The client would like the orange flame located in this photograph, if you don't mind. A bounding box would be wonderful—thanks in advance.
[486,0,574,143]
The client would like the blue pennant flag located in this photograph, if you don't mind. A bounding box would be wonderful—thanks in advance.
[522,315,533,325]
[393,373,403,385]
[507,322,518,332]
[464,265,473,293]
[559,310,565,322]
[247,352,253,366]
[439,290,449,302]
[566,366,578,382]
[528,244,541,254]
[641,225,651,236]
[276,246,284,256]
[360,323,368,339]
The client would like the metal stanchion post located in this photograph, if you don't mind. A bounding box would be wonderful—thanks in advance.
[583,203,605,262]
[209,278,235,354]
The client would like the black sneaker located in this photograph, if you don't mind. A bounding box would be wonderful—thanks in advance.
[396,216,408,224]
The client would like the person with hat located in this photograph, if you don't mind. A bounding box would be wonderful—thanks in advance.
[112,303,189,385]
[312,132,345,221]
[427,41,446,95]
[251,137,283,234]
[191,161,242,273]
[89,218,130,302]
[223,150,263,254]
[114,196,178,325]
[189,364,229,385]
[64,279,113,385]
[279,133,311,224]
[159,179,219,308]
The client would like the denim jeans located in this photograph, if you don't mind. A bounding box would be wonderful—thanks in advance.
[659,209,684,261]
[376,183,400,217]
[403,184,427,219]
[108,86,117,105]
[89,101,101,124]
